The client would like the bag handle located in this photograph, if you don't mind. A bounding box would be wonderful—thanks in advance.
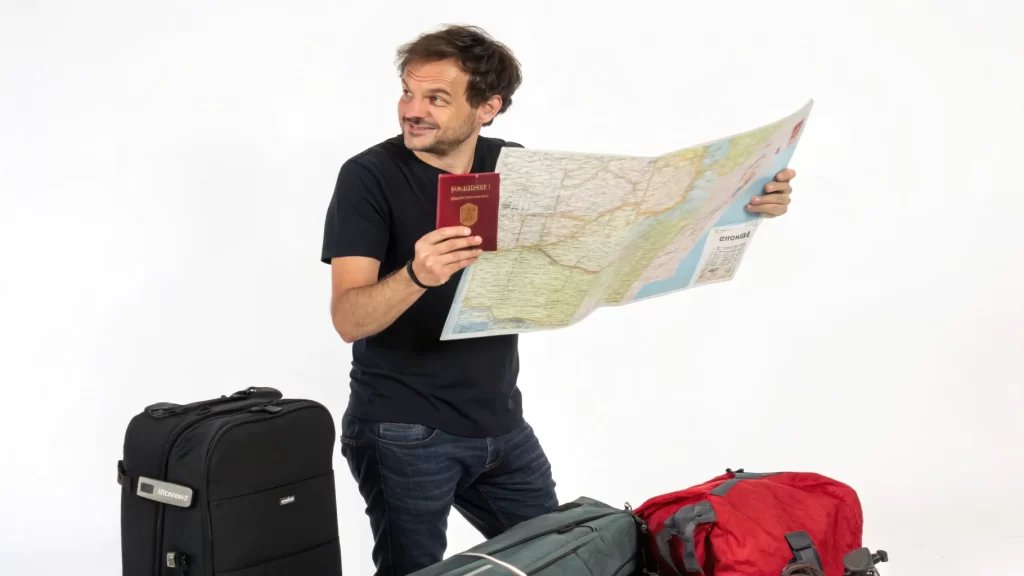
[145,386,282,419]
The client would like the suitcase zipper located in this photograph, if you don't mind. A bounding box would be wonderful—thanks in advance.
[153,397,280,576]
[482,510,621,555]
[155,411,243,576]
[469,508,642,574]
[166,551,189,573]
[199,400,320,574]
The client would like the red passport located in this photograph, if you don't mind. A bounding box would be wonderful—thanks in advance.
[436,172,500,251]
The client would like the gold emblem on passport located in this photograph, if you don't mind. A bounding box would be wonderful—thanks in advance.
[460,203,478,226]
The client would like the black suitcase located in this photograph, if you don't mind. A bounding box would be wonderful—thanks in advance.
[116,386,343,576]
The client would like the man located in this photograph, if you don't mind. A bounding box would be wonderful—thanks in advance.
[321,24,796,576]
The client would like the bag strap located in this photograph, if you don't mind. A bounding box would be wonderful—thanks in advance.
[710,469,779,496]
[654,500,718,575]
[785,531,824,571]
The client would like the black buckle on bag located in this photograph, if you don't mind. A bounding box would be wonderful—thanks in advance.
[842,547,888,576]
[166,551,189,572]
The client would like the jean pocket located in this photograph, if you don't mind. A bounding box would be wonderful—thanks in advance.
[376,422,439,447]
[339,415,359,447]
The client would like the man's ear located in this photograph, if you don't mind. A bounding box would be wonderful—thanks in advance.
[477,95,503,125]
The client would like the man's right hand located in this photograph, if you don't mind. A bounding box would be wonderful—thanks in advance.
[410,226,483,287]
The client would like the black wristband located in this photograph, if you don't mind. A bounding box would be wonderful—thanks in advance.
[405,259,432,289]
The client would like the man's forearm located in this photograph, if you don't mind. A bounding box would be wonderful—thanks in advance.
[332,266,425,343]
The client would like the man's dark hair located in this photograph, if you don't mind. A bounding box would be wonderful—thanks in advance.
[396,25,523,126]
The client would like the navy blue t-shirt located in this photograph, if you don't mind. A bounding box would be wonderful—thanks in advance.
[321,134,524,438]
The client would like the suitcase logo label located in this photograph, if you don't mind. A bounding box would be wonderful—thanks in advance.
[280,495,295,506]
[136,476,194,508]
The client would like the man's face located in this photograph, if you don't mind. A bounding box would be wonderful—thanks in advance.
[397,59,480,156]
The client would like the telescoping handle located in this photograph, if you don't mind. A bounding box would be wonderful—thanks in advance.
[145,386,283,419]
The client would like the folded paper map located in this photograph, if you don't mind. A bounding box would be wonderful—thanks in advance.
[439,100,813,340]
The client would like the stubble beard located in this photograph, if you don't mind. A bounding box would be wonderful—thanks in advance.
[404,114,477,156]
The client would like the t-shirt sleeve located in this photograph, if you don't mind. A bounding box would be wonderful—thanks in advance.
[320,159,390,264]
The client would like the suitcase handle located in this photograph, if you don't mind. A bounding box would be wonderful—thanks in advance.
[146,386,282,419]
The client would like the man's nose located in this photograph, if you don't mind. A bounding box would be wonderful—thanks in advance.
[401,97,426,118]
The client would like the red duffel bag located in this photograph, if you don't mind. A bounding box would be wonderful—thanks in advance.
[633,468,864,576]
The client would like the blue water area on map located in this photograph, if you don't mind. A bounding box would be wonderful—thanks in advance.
[454,322,490,334]
[453,310,535,334]
[632,143,797,300]
[702,140,731,166]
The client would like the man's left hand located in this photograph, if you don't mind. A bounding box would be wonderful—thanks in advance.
[747,168,796,218]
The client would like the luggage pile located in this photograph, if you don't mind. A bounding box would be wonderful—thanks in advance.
[407,468,888,576]
[116,387,888,576]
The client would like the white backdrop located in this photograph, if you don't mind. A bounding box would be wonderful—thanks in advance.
[2,0,1022,574]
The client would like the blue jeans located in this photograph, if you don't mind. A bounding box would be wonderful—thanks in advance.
[339,412,559,576]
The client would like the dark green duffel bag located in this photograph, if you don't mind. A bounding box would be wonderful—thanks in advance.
[409,497,656,576]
